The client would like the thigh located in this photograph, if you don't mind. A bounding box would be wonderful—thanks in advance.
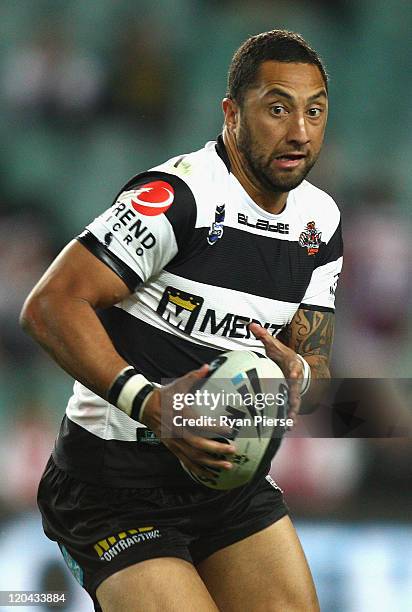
[96,557,219,612]
[196,516,319,612]
[38,458,200,609]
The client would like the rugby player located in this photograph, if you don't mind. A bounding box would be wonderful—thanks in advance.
[21,30,342,611]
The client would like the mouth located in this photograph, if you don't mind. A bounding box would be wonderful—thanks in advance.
[273,152,307,169]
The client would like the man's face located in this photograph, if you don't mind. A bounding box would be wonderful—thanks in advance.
[232,61,328,193]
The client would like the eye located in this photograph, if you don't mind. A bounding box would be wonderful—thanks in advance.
[307,107,323,118]
[270,105,288,116]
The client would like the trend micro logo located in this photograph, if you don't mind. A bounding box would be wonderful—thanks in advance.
[94,527,161,562]
[131,180,174,216]
[157,287,204,335]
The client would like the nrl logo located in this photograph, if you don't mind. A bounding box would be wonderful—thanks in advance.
[207,204,225,245]
[299,220,322,256]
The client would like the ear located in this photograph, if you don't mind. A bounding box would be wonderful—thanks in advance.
[222,97,239,132]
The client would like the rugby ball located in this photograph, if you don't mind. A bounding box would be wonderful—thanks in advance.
[180,350,288,490]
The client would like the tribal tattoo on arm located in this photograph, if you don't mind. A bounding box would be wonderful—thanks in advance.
[282,309,335,379]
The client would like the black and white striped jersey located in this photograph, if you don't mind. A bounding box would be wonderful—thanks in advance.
[53,136,343,487]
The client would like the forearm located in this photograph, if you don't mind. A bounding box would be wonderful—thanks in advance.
[280,308,334,413]
[299,354,330,413]
[20,292,128,399]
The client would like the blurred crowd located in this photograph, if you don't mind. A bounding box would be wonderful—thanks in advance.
[0,0,411,525]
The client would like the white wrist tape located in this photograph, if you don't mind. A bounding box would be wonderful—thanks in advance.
[108,366,154,422]
[117,374,152,417]
[137,388,155,423]
[295,354,311,395]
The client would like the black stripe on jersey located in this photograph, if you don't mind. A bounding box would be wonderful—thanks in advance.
[52,415,193,487]
[77,231,143,291]
[215,134,231,172]
[97,307,224,382]
[165,226,317,304]
[300,303,335,313]
[52,415,278,487]
[314,220,343,269]
[113,171,197,254]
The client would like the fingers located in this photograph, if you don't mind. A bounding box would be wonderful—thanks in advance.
[146,365,241,479]
[184,432,236,457]
[184,444,233,471]
[179,455,215,480]
[248,322,304,421]
[178,451,225,481]
[248,323,286,360]
[248,322,282,345]
[164,436,235,478]
[248,322,274,346]
[167,431,236,464]
[166,363,210,403]
[183,364,209,382]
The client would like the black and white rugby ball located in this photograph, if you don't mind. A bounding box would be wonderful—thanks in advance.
[181,350,288,490]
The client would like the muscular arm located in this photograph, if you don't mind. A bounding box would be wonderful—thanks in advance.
[281,308,335,379]
[280,308,335,412]
[21,239,237,476]
[20,240,132,398]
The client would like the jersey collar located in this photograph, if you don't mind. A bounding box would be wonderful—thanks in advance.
[215,134,231,173]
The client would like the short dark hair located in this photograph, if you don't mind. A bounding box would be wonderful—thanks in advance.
[227,30,328,105]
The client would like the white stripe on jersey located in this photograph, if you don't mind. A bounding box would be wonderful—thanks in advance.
[301,256,343,309]
[67,381,144,441]
[118,270,299,351]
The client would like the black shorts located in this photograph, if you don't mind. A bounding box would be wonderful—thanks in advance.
[38,456,288,611]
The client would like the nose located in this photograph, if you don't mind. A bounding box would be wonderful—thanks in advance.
[286,112,310,146]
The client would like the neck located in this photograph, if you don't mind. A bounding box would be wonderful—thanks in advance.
[222,127,287,214]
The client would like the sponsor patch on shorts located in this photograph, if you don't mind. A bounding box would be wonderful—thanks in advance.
[60,544,84,585]
[93,527,162,562]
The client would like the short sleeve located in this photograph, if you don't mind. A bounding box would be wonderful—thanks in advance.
[77,171,197,291]
[300,220,343,312]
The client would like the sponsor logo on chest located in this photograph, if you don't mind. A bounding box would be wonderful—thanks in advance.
[237,213,289,235]
[156,286,283,338]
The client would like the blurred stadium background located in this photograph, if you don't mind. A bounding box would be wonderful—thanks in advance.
[0,1,411,610]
